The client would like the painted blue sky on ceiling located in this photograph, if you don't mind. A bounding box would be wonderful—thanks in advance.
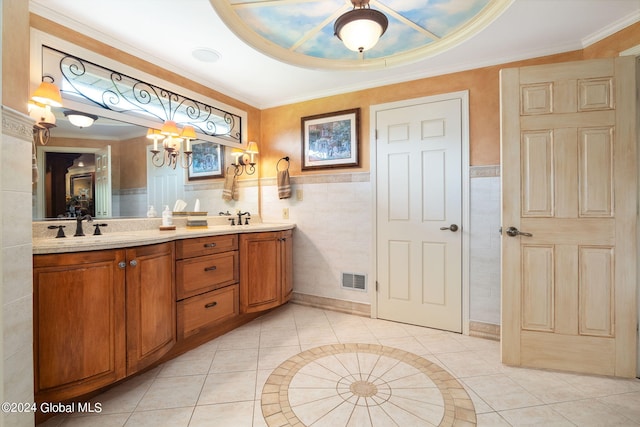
[229,0,491,60]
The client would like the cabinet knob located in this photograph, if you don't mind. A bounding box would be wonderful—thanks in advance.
[118,261,126,269]
[129,259,138,267]
[204,301,218,309]
[204,243,217,248]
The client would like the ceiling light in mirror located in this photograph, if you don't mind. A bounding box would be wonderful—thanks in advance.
[64,110,98,128]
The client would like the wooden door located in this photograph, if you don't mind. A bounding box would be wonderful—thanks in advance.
[501,57,637,377]
[376,94,465,332]
[33,250,126,402]
[125,242,176,374]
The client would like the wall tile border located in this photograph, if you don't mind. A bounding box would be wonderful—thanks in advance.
[469,165,500,178]
[2,106,33,141]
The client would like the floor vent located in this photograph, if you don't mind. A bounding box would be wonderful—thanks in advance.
[342,273,367,291]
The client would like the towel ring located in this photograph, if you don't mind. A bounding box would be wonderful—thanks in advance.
[276,156,290,172]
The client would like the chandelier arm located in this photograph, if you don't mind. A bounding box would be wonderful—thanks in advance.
[151,150,166,168]
[180,152,193,169]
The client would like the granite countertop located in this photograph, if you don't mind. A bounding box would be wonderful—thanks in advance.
[33,221,296,255]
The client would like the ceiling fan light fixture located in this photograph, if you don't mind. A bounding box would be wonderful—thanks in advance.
[334,0,388,53]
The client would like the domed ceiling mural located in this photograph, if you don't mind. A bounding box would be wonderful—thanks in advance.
[212,0,511,69]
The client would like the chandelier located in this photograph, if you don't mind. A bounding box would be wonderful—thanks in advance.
[148,121,197,169]
[230,141,259,176]
[334,0,388,53]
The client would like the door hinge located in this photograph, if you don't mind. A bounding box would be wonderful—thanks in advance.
[375,129,378,140]
[376,281,379,292]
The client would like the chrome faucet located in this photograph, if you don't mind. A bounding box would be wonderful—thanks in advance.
[74,214,93,237]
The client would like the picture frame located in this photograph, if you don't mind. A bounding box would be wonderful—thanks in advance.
[188,141,224,180]
[70,173,94,198]
[301,108,360,170]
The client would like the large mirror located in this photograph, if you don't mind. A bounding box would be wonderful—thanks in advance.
[33,111,150,219]
[33,111,260,221]
[31,33,255,221]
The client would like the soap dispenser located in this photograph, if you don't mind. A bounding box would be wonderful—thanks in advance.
[147,205,157,218]
[162,205,173,226]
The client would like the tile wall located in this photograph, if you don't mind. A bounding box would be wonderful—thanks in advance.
[261,173,372,305]
[260,168,503,326]
[103,179,261,219]
[2,107,36,427]
[469,166,501,325]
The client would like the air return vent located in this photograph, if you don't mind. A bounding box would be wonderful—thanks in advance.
[342,273,367,291]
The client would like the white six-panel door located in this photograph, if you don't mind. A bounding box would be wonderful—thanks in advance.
[501,57,637,377]
[375,93,467,332]
[94,146,112,218]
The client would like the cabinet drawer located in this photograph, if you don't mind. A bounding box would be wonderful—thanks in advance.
[177,285,239,339]
[176,251,238,300]
[176,234,238,259]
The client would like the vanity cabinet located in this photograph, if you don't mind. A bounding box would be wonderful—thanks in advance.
[239,229,293,313]
[33,242,176,403]
[32,227,293,414]
[176,235,239,339]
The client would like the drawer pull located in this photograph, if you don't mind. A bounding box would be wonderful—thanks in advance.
[204,243,217,248]
[204,266,217,272]
[204,301,218,309]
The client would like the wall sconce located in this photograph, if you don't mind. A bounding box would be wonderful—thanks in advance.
[29,79,63,145]
[64,110,98,128]
[149,121,196,169]
[334,0,388,53]
[230,141,259,176]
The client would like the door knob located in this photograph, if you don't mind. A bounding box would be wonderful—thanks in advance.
[505,226,532,237]
[440,224,459,232]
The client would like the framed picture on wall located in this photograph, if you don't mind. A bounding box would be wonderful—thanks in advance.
[188,141,224,180]
[301,108,360,170]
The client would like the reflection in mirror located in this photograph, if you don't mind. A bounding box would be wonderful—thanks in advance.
[33,111,149,219]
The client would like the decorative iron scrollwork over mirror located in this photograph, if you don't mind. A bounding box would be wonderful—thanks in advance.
[41,46,243,145]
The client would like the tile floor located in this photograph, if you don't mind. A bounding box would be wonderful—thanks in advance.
[41,303,640,426]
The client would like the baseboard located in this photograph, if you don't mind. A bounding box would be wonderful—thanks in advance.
[469,320,500,341]
[290,292,371,317]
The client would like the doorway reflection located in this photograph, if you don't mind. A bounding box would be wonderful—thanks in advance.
[45,152,95,217]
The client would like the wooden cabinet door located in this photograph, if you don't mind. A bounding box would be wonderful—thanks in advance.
[33,250,126,402]
[240,231,294,313]
[280,229,293,303]
[240,232,280,313]
[125,242,176,374]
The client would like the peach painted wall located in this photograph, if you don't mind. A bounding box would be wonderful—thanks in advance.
[260,21,640,175]
[2,0,29,110]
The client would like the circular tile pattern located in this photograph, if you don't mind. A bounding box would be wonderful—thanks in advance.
[261,343,476,426]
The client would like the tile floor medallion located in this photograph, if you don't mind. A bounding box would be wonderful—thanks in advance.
[261,343,476,426]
